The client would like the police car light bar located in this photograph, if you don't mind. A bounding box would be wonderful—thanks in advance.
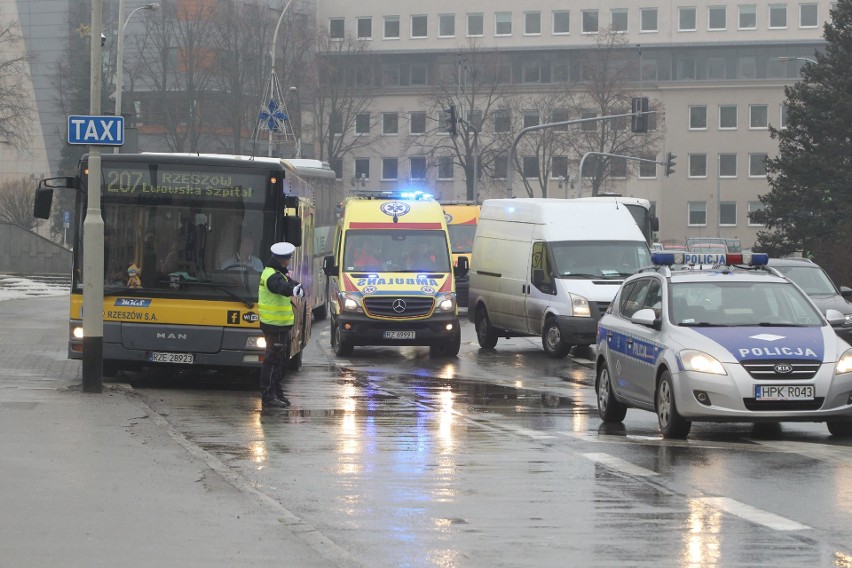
[651,252,769,267]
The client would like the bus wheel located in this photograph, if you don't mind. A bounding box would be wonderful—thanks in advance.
[312,302,328,321]
[287,350,303,371]
[331,319,354,357]
[430,331,461,358]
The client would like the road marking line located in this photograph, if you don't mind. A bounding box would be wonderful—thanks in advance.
[582,452,658,476]
[698,497,810,531]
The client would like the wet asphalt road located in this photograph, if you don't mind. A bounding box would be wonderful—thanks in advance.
[123,312,852,568]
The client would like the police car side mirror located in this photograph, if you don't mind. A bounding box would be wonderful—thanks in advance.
[825,309,846,326]
[631,308,661,330]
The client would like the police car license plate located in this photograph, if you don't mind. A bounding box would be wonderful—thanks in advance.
[384,331,415,339]
[149,352,194,364]
[754,385,814,401]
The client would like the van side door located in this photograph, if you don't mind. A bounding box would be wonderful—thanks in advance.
[526,241,556,334]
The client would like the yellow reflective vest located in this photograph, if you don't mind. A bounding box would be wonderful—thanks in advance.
[258,267,295,326]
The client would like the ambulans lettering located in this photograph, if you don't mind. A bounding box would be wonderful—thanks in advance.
[738,346,818,358]
[357,278,438,287]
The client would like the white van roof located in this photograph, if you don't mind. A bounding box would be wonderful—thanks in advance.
[479,198,646,241]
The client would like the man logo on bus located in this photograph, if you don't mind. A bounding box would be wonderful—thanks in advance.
[381,201,410,217]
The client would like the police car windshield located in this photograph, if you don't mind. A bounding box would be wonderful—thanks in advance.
[670,281,824,327]
[551,241,651,279]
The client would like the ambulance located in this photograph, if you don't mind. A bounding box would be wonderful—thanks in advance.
[440,201,480,307]
[323,192,468,357]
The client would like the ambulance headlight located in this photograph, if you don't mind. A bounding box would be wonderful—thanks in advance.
[680,349,727,375]
[436,294,455,312]
[72,326,84,339]
[245,336,266,349]
[835,349,852,375]
[338,292,363,313]
[569,293,591,318]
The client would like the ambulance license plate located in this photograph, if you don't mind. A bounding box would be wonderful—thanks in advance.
[754,385,814,401]
[149,352,194,364]
[384,331,415,339]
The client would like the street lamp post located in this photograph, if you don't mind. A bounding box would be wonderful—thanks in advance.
[113,1,159,153]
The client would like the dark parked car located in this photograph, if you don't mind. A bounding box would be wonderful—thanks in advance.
[769,258,852,341]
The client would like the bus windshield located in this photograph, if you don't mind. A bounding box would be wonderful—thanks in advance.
[447,224,476,253]
[344,230,451,273]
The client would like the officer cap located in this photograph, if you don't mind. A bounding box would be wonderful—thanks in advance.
[270,241,296,258]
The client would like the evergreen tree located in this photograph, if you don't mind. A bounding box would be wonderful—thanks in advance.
[753,0,852,279]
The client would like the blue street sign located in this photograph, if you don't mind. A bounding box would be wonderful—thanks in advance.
[63,210,70,224]
[67,115,125,146]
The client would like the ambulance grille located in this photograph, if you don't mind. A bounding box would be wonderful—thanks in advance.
[740,359,821,380]
[363,297,434,318]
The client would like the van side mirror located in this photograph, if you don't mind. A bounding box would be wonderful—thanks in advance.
[454,255,469,277]
[322,255,338,277]
[283,215,302,247]
[33,185,54,219]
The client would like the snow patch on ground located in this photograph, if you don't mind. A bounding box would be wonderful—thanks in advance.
[0,274,70,302]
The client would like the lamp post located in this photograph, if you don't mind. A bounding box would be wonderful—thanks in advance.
[113,1,159,153]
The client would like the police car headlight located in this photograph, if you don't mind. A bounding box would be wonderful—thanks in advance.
[338,292,363,313]
[568,293,591,318]
[680,349,727,375]
[835,349,852,375]
[245,336,266,349]
[436,294,456,312]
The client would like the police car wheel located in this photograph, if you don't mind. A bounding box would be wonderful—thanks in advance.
[656,371,691,439]
[542,317,570,359]
[331,319,354,357]
[475,308,499,349]
[827,421,852,438]
[596,361,627,422]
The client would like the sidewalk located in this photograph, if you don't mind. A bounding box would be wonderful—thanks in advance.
[0,295,338,567]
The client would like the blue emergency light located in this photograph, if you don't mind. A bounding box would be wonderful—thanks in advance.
[651,251,769,267]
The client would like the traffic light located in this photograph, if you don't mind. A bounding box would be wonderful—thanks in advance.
[631,96,649,133]
[665,152,677,176]
[444,104,458,137]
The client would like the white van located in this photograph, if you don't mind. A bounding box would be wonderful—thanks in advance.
[468,198,651,358]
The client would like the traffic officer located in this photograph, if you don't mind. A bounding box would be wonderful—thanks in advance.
[257,241,304,409]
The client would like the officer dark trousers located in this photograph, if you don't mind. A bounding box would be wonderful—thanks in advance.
[259,325,292,402]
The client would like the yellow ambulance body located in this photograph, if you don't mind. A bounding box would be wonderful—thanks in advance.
[441,202,480,307]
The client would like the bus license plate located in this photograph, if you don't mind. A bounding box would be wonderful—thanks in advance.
[149,352,194,364]
[754,385,814,401]
[384,331,415,339]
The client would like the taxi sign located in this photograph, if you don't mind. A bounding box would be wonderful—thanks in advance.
[67,115,125,146]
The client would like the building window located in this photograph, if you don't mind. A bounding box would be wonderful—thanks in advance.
[494,109,511,133]
[553,11,570,34]
[639,155,657,178]
[707,58,726,79]
[355,112,370,135]
[411,15,427,38]
[525,12,541,35]
[611,9,628,32]
[522,61,541,83]
[689,106,707,129]
[329,112,343,136]
[719,153,737,177]
[384,16,400,39]
[331,159,343,180]
[769,4,787,28]
[581,110,597,131]
[551,108,570,130]
[747,201,765,226]
[640,8,658,32]
[780,104,789,129]
[437,156,454,180]
[409,111,426,135]
[719,202,737,226]
[382,158,398,180]
[496,12,512,36]
[522,156,540,178]
[357,17,372,39]
[708,6,727,30]
[439,14,455,37]
[382,112,398,135]
[466,110,483,133]
[739,5,757,29]
[800,3,819,27]
[719,105,738,129]
[355,158,370,180]
[410,64,427,86]
[467,13,484,36]
[677,58,697,80]
[737,56,757,79]
[582,10,599,33]
[330,18,345,39]
[749,104,769,129]
[679,7,697,31]
[749,153,768,177]
[611,157,627,178]
[688,202,707,226]
[492,154,508,179]
[689,154,708,178]
[551,156,568,179]
[523,110,540,128]
[409,157,427,180]
[383,63,400,86]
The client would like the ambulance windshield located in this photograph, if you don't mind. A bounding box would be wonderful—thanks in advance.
[344,230,451,273]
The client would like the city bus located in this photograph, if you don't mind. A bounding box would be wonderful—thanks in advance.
[33,152,339,376]
[572,195,658,247]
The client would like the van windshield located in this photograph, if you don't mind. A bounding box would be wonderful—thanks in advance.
[550,241,651,279]
[343,229,451,273]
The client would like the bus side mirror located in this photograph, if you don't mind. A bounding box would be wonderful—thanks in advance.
[323,255,338,277]
[33,185,54,219]
[283,215,302,247]
[651,216,660,232]
[454,256,469,277]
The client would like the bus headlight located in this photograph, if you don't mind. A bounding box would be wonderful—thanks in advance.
[569,293,591,318]
[436,294,456,312]
[836,349,852,374]
[339,292,363,313]
[680,349,727,375]
[245,336,266,349]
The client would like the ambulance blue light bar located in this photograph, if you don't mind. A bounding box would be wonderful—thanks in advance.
[651,252,769,266]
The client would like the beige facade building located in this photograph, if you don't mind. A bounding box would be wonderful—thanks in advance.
[314,0,833,248]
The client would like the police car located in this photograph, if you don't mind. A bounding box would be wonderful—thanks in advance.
[595,252,852,439]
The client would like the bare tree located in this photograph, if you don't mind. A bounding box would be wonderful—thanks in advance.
[0,21,34,149]
[0,177,39,230]
[564,31,664,195]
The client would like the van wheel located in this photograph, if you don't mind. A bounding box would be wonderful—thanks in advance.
[103,360,120,378]
[430,331,461,358]
[287,350,303,371]
[596,361,627,422]
[475,308,499,349]
[542,317,570,358]
[331,318,354,357]
[656,371,691,439]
